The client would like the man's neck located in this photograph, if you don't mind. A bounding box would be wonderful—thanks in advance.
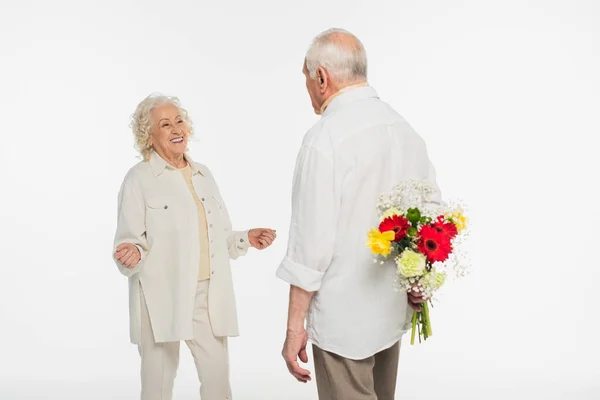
[319,81,368,115]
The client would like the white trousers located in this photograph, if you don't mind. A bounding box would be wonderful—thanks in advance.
[139,280,231,400]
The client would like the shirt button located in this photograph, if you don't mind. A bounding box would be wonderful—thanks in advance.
[208,210,211,214]
[209,224,213,228]
[211,271,215,275]
[164,205,168,209]
[211,254,214,258]
[201,198,205,201]
[239,238,244,242]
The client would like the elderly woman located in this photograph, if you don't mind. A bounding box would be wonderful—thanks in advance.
[112,93,276,400]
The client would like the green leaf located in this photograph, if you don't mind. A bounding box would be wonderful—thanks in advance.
[395,236,413,254]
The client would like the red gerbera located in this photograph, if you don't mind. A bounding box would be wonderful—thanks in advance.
[418,225,452,262]
[433,216,458,239]
[378,215,410,241]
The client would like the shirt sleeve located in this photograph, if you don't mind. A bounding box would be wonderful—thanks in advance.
[400,133,443,207]
[113,176,148,277]
[276,144,338,292]
[424,142,443,207]
[426,155,442,205]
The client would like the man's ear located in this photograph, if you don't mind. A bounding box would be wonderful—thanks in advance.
[317,66,328,92]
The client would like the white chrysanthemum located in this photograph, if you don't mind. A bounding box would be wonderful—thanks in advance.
[379,207,403,221]
[421,270,446,290]
[396,250,427,278]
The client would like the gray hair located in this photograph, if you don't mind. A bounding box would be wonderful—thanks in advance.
[305,28,368,84]
[129,93,194,161]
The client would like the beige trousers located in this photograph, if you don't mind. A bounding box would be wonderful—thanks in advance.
[312,341,400,400]
[139,280,231,400]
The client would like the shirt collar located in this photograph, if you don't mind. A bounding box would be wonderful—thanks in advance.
[320,84,379,117]
[149,151,203,177]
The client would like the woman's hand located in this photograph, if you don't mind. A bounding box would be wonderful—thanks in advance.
[114,243,141,268]
[248,228,276,250]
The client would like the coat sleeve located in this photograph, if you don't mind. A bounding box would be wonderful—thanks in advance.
[113,175,148,277]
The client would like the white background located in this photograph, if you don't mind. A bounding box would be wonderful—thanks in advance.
[1,0,598,399]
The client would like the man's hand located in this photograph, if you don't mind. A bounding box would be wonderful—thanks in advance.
[248,228,276,249]
[407,286,429,312]
[114,243,141,268]
[282,328,312,383]
[283,285,314,382]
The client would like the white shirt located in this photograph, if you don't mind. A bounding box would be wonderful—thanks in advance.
[276,86,441,359]
[113,151,250,344]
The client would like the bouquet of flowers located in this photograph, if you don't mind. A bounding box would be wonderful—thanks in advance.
[366,180,469,345]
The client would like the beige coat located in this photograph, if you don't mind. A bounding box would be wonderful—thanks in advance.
[113,151,250,344]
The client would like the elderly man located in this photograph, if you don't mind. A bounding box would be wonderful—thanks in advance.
[277,29,441,399]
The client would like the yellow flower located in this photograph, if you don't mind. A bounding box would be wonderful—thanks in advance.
[367,228,395,256]
[396,250,427,277]
[447,211,467,233]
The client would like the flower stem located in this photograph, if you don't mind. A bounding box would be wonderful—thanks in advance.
[421,309,427,340]
[417,312,422,343]
[422,301,432,338]
[410,310,417,345]
[427,301,433,336]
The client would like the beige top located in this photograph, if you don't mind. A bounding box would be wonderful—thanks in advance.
[179,164,210,281]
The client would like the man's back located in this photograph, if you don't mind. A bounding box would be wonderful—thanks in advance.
[279,86,439,359]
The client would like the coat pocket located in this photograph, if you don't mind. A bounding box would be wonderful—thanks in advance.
[146,197,181,233]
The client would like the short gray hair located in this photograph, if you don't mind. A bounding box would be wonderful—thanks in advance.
[129,93,194,161]
[305,28,368,84]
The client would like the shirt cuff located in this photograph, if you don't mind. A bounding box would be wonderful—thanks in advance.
[135,245,145,261]
[234,230,251,250]
[276,256,325,292]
